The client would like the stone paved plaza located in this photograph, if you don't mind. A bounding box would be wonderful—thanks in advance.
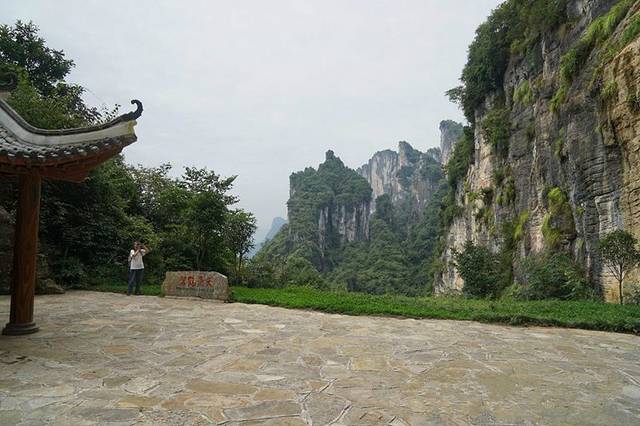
[0,292,639,425]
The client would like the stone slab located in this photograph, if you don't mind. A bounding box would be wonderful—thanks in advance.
[0,291,639,425]
[161,271,229,301]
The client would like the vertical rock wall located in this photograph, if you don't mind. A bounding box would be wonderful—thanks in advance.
[436,0,640,301]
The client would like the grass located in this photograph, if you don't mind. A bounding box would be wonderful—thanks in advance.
[231,286,640,335]
[87,283,640,335]
[91,282,163,296]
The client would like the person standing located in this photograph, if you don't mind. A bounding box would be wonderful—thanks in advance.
[128,241,150,296]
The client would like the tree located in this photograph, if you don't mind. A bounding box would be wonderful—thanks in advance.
[225,210,257,283]
[598,230,640,304]
[453,241,502,298]
[1,20,114,127]
[182,168,237,271]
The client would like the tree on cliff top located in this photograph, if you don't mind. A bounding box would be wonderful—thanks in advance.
[598,230,640,305]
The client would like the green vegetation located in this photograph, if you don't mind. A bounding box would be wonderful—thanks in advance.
[550,84,568,113]
[0,21,257,287]
[560,0,635,84]
[542,187,575,249]
[481,107,511,158]
[598,230,640,304]
[453,241,503,299]
[513,80,533,105]
[600,80,619,104]
[253,145,448,296]
[445,126,475,189]
[513,211,530,242]
[554,137,566,160]
[231,286,640,334]
[497,176,516,206]
[93,283,163,296]
[447,0,569,123]
[515,252,595,300]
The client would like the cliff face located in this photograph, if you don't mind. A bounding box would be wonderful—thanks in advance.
[439,120,464,166]
[436,0,640,301]
[287,150,372,268]
[357,141,444,215]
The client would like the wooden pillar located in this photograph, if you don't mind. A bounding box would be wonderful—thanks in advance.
[2,174,41,335]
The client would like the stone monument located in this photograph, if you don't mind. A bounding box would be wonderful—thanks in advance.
[161,271,230,301]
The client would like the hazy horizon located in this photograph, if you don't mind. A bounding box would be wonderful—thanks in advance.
[4,0,503,241]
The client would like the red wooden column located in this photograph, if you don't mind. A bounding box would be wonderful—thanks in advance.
[2,174,41,335]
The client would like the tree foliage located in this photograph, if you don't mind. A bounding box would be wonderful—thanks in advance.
[0,21,256,287]
[449,0,569,123]
[453,241,503,299]
[598,230,640,304]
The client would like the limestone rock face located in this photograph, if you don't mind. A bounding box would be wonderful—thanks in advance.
[439,120,464,166]
[436,0,640,301]
[161,271,229,301]
[357,141,445,215]
[0,206,63,295]
[317,201,369,255]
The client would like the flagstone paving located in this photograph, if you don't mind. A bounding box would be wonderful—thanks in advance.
[0,291,639,425]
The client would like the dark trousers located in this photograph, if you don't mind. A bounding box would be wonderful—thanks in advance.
[128,269,144,295]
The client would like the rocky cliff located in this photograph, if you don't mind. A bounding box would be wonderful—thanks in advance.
[287,150,371,268]
[357,141,444,215]
[436,0,640,302]
[439,120,464,166]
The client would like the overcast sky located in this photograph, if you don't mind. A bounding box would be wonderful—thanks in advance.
[5,0,501,240]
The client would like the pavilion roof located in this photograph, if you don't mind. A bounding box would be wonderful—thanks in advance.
[0,77,142,181]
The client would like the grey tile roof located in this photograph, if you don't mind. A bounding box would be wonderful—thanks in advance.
[0,122,135,164]
[0,99,141,177]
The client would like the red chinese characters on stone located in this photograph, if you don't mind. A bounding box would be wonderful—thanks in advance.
[177,274,213,289]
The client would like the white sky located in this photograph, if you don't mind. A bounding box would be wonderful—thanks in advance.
[4,0,502,240]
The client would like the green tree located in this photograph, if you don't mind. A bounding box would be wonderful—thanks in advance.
[182,167,237,271]
[225,209,257,283]
[598,230,640,304]
[453,241,502,298]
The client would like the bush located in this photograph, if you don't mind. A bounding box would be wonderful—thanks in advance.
[481,107,511,158]
[516,252,594,300]
[453,241,502,299]
[243,261,282,288]
[542,187,575,249]
[446,126,475,188]
[560,0,635,83]
[513,80,533,105]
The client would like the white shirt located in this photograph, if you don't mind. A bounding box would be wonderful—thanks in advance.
[129,249,146,270]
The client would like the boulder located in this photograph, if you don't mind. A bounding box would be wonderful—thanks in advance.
[162,271,229,301]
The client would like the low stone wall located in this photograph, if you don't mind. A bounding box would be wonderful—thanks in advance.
[161,271,229,301]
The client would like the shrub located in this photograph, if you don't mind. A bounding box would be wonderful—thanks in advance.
[513,80,533,105]
[542,187,575,249]
[481,107,511,158]
[516,252,594,300]
[627,91,640,113]
[550,84,568,113]
[513,211,530,242]
[453,241,502,299]
[600,80,619,104]
[560,0,635,83]
[446,126,475,188]
[554,137,565,160]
